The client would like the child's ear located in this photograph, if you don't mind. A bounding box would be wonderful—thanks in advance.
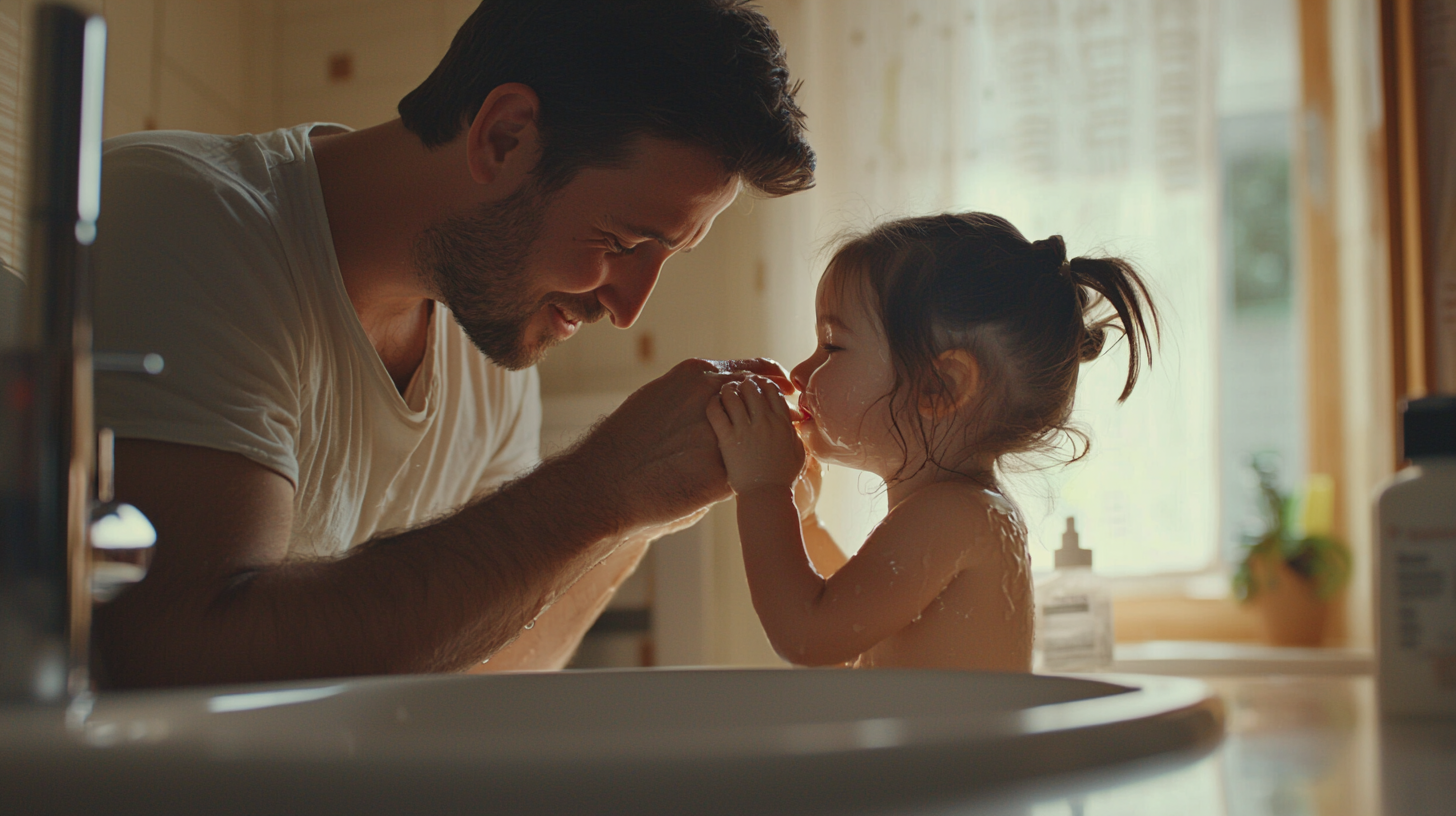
[919,350,980,418]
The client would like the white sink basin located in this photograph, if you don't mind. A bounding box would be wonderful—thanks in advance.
[0,669,1222,814]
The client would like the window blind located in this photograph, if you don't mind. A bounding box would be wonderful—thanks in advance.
[0,1,23,277]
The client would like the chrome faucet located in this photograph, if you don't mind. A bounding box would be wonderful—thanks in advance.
[0,4,106,703]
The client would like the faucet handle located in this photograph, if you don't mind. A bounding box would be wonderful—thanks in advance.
[87,354,163,603]
[89,426,156,603]
[92,351,163,375]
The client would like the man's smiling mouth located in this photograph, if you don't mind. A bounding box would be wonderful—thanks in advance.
[549,304,582,337]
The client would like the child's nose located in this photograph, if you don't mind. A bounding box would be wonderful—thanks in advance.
[790,357,815,392]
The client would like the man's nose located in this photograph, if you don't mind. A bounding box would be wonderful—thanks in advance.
[597,254,667,329]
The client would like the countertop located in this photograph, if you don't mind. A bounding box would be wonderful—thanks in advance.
[975,674,1454,816]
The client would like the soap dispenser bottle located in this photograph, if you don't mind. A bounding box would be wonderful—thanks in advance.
[1036,518,1114,671]
[1377,395,1456,716]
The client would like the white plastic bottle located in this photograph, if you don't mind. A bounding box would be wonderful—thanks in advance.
[1377,395,1456,716]
[1036,517,1115,671]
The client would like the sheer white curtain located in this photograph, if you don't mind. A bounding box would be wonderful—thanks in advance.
[794,0,1220,575]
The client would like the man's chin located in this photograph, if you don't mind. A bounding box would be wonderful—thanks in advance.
[455,307,584,371]
[489,330,563,371]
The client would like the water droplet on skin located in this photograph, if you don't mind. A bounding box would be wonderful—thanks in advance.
[523,620,535,630]
[986,500,1031,626]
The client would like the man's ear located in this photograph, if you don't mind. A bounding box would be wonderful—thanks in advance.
[918,349,980,418]
[464,83,542,187]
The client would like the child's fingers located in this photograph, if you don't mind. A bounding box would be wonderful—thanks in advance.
[760,379,793,421]
[719,381,751,426]
[738,377,769,420]
[705,394,733,443]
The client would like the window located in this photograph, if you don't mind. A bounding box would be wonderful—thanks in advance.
[800,0,1304,579]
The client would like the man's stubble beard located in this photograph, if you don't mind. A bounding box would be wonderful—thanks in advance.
[410,182,605,370]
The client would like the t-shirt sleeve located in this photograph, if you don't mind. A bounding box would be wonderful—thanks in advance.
[92,144,305,486]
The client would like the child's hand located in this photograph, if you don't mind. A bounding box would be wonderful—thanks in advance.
[706,376,806,494]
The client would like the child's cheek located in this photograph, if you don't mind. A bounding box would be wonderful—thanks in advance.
[806,407,861,460]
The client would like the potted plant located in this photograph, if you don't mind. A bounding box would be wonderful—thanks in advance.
[1231,454,1352,646]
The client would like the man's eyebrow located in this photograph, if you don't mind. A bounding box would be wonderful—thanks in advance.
[614,221,692,252]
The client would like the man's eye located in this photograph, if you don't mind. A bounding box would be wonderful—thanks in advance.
[607,238,637,256]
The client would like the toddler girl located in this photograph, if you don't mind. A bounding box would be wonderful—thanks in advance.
[707,213,1159,671]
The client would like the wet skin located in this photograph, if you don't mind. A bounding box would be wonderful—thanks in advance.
[709,267,1034,671]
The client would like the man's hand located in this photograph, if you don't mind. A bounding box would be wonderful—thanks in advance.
[566,358,791,532]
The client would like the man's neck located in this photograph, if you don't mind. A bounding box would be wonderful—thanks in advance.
[310,120,472,392]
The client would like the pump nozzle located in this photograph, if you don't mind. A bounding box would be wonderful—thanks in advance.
[1055,517,1092,568]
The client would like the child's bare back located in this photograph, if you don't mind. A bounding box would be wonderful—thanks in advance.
[843,485,1031,671]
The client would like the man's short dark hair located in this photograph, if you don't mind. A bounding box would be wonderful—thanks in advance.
[398,0,815,197]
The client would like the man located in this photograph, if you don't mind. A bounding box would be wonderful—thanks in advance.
[90,0,814,687]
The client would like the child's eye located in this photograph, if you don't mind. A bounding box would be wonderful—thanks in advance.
[820,343,843,354]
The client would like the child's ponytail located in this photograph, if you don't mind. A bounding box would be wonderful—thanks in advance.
[1065,256,1160,402]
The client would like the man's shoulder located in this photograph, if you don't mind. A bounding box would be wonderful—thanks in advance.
[104,129,278,209]
[100,125,346,251]
[94,129,323,349]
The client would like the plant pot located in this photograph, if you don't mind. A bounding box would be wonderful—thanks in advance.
[1248,553,1330,646]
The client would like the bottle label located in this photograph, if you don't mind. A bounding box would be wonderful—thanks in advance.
[1389,529,1456,688]
[1041,594,1098,663]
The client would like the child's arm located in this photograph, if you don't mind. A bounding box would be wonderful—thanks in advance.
[802,516,848,577]
[708,379,976,666]
[795,456,848,577]
[706,378,825,624]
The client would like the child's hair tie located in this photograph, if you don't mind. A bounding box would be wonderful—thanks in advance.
[1032,235,1068,276]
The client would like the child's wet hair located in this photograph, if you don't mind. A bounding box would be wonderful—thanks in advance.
[826,212,1160,483]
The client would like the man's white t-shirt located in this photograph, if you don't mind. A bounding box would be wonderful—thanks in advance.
[93,124,541,560]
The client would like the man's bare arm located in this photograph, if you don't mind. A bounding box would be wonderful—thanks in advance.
[92,358,787,688]
[93,438,615,686]
[466,532,647,672]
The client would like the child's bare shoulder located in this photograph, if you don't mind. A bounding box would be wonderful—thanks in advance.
[895,480,1014,512]
[882,481,1022,540]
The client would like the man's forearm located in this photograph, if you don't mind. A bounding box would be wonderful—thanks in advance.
[95,446,630,688]
[468,532,653,672]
